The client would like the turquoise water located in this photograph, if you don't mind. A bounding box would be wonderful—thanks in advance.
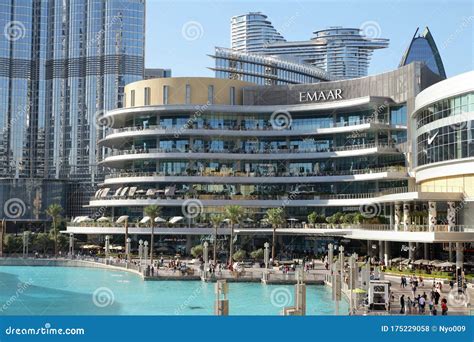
[0,266,348,315]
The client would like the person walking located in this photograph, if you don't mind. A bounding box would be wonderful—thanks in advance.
[418,295,426,314]
[399,295,405,314]
[441,299,448,315]
[407,297,413,314]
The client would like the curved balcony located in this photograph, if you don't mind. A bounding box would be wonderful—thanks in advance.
[100,119,405,147]
[102,166,408,185]
[100,143,400,166]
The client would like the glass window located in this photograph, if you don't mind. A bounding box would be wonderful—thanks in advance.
[208,85,214,104]
[144,87,151,105]
[185,84,191,104]
[130,90,135,107]
[229,87,235,105]
[163,86,169,105]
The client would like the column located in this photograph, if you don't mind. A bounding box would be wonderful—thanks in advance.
[428,201,437,232]
[447,201,456,232]
[394,204,402,231]
[403,203,410,231]
[456,242,464,269]
[378,241,384,262]
[384,241,390,266]
[408,242,415,260]
[424,243,429,260]
[367,240,371,258]
[449,243,453,262]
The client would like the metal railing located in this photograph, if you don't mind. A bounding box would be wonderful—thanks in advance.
[104,165,407,180]
[109,117,394,135]
[103,143,398,158]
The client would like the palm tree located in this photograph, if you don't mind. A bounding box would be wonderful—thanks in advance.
[45,204,62,257]
[209,214,223,263]
[122,216,130,261]
[264,208,285,262]
[224,205,244,263]
[144,205,161,265]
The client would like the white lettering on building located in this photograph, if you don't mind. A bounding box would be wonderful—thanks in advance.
[299,89,343,102]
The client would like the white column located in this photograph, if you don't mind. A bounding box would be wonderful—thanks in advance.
[403,203,410,231]
[428,201,437,232]
[449,243,453,262]
[394,204,402,231]
[447,201,456,231]
[408,242,415,260]
[456,242,464,269]
[384,241,390,266]
[378,241,384,262]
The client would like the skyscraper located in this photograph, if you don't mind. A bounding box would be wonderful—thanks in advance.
[231,12,285,53]
[0,0,145,224]
[226,13,389,80]
[399,27,446,79]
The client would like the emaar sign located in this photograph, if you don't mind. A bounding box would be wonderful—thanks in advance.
[299,89,343,102]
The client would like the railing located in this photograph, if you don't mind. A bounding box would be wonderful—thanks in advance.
[104,165,407,180]
[109,118,394,135]
[67,222,474,233]
[103,143,398,158]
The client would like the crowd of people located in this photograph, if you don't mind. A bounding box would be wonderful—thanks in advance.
[398,276,450,315]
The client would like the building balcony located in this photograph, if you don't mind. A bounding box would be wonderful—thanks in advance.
[102,166,408,185]
[100,119,406,148]
[100,143,400,166]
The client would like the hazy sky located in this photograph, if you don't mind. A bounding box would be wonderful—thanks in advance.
[145,0,473,78]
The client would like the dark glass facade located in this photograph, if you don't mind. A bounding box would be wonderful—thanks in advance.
[0,0,145,220]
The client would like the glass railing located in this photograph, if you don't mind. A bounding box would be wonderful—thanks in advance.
[109,117,393,135]
[103,143,398,158]
[104,166,407,180]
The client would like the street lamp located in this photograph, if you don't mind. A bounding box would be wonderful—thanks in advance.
[138,239,143,265]
[144,241,149,265]
[69,233,74,259]
[105,235,110,259]
[264,242,270,269]
[126,238,131,262]
[22,231,29,258]
[203,241,209,278]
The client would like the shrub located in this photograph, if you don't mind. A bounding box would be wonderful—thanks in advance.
[250,248,264,260]
[190,244,203,257]
[232,249,246,261]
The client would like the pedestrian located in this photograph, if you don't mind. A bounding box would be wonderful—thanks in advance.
[418,295,426,314]
[441,299,448,315]
[449,280,454,290]
[400,295,405,314]
[407,297,413,314]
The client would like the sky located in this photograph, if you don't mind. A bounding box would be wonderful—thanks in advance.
[145,0,474,78]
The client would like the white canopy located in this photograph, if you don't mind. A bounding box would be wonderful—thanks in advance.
[436,261,455,268]
[169,216,184,224]
[244,218,254,222]
[97,217,111,222]
[116,215,129,224]
[140,216,151,224]
[154,217,166,223]
[287,218,299,221]
[413,259,430,265]
[77,216,93,223]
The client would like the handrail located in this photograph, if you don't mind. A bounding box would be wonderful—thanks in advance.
[103,143,398,158]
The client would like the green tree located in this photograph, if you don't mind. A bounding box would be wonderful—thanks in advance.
[224,205,244,263]
[45,203,62,256]
[190,244,203,258]
[144,205,161,265]
[32,232,51,254]
[233,249,246,262]
[264,207,285,261]
[209,214,223,262]
[4,235,22,254]
[308,212,318,226]
[250,248,264,260]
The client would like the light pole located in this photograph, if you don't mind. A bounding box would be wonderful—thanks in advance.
[138,239,143,266]
[69,233,74,259]
[22,231,29,258]
[144,241,149,265]
[105,235,110,259]
[328,243,334,270]
[264,242,270,269]
[126,238,131,262]
[203,241,209,279]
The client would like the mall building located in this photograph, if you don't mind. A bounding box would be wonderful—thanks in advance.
[65,63,474,267]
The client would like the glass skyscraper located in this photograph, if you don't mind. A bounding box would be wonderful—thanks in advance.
[399,27,446,79]
[0,0,145,223]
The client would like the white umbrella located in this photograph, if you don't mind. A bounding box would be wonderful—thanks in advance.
[154,217,166,223]
[244,218,254,222]
[169,216,184,224]
[140,216,151,224]
[436,261,455,268]
[77,217,93,223]
[97,217,111,222]
[287,218,299,221]
[222,218,231,223]
[413,259,430,265]
[116,215,129,224]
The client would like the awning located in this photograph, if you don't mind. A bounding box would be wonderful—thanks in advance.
[100,188,110,198]
[114,187,123,197]
[128,187,137,196]
[120,187,129,197]
[140,216,151,224]
[155,217,166,223]
[146,189,155,196]
[116,215,129,224]
[169,216,184,224]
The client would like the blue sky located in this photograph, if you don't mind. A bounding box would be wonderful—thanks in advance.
[145,0,473,78]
